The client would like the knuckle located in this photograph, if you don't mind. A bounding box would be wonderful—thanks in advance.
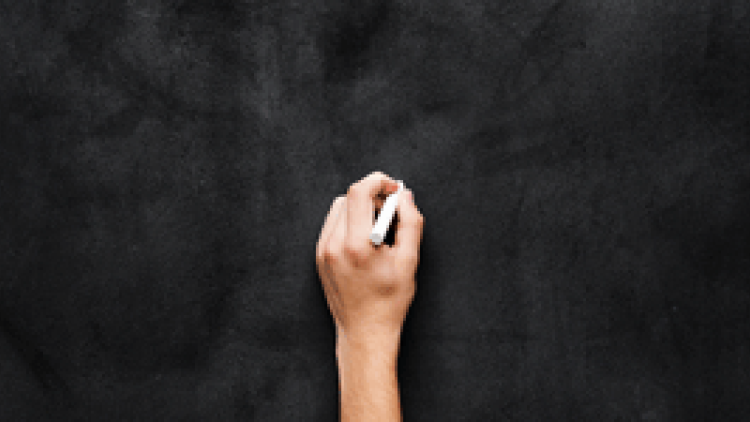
[376,282,397,296]
[316,244,324,264]
[346,184,360,199]
[343,243,369,265]
[322,247,339,264]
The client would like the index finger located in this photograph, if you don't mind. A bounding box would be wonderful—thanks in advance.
[346,171,400,249]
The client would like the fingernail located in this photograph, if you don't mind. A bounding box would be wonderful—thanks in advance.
[406,189,414,203]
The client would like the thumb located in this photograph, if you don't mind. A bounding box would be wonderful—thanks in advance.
[394,189,425,262]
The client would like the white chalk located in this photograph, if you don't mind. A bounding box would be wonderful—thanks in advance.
[370,180,404,246]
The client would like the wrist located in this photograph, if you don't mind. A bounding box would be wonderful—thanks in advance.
[336,327,401,357]
[336,327,402,364]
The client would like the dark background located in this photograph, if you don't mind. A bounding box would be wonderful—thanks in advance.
[1,0,749,420]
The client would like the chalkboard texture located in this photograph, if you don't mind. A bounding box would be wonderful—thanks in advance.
[1,0,749,420]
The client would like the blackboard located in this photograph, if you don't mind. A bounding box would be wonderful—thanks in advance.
[2,1,749,420]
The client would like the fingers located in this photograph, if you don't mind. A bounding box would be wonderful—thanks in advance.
[394,189,424,264]
[346,172,400,261]
[318,197,347,303]
[316,197,346,330]
[316,196,346,266]
[329,196,348,260]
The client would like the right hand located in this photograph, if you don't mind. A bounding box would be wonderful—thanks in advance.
[315,172,425,352]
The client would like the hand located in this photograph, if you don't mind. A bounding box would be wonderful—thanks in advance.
[316,172,425,353]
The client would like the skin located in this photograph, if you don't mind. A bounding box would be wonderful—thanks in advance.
[316,172,425,422]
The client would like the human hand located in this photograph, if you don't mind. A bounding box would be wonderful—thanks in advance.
[316,172,425,354]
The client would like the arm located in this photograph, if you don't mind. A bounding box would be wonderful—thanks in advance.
[316,172,425,422]
[337,334,401,422]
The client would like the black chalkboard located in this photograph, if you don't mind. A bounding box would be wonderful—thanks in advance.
[1,1,749,420]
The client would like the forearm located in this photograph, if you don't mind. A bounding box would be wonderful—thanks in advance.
[316,172,423,422]
[337,336,402,422]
